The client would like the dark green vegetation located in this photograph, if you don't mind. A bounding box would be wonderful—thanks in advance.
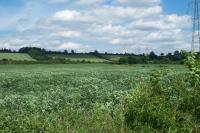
[0,47,184,64]
[124,52,200,132]
[1,51,200,132]
[0,62,199,132]
[48,54,108,63]
[0,64,157,132]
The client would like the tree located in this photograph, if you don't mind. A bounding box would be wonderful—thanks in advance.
[149,51,157,60]
[64,50,68,55]
[94,50,99,55]
[128,56,137,64]
[119,57,128,64]
[174,50,180,56]
[118,56,144,64]
[166,53,173,60]
[71,50,75,54]
[160,53,164,56]
[28,48,50,61]
[19,47,45,53]
[173,50,182,61]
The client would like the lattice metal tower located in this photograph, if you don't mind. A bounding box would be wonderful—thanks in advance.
[192,0,200,52]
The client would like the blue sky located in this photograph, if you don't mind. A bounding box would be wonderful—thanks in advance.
[163,0,190,15]
[0,0,193,53]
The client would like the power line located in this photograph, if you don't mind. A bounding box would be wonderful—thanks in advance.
[192,0,200,52]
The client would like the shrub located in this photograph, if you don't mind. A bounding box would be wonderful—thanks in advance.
[124,60,200,132]
[2,58,8,61]
[119,57,128,64]
[118,56,146,64]
[28,49,50,61]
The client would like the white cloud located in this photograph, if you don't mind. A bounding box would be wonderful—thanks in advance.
[117,0,160,4]
[129,15,191,31]
[48,0,69,3]
[91,24,131,36]
[111,38,134,45]
[114,0,161,6]
[52,10,81,21]
[93,6,162,20]
[52,10,92,22]
[0,0,192,53]
[78,0,105,5]
[53,31,81,38]
[58,42,92,52]
[49,0,106,5]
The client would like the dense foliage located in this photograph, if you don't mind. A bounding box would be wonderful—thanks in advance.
[0,55,199,132]
[0,47,184,64]
[0,64,177,132]
[0,68,138,132]
[124,51,200,132]
[118,51,183,65]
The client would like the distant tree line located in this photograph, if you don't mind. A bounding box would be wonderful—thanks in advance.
[118,51,184,64]
[0,47,190,64]
[0,48,17,53]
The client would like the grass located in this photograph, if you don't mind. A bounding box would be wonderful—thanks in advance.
[49,54,108,63]
[0,64,186,73]
[103,55,127,61]
[0,53,35,61]
[0,64,188,132]
[102,55,145,62]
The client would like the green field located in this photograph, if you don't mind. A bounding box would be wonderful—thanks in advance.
[0,64,191,132]
[0,53,35,61]
[0,64,186,73]
[0,53,108,62]
[0,53,145,63]
[49,54,108,63]
[103,54,127,61]
[49,54,134,62]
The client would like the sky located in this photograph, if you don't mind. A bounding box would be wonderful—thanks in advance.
[0,0,194,54]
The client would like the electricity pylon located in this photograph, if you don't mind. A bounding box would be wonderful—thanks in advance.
[192,0,200,52]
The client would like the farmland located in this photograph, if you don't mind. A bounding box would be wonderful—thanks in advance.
[48,54,108,63]
[0,64,186,73]
[0,49,184,64]
[0,0,199,132]
[0,53,35,61]
[1,64,197,132]
[0,53,126,63]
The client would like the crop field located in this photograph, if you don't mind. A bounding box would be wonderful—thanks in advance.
[49,54,108,63]
[0,64,191,132]
[48,54,139,62]
[0,53,35,61]
[103,55,127,61]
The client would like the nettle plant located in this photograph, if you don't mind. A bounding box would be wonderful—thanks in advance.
[182,50,200,89]
[150,66,168,95]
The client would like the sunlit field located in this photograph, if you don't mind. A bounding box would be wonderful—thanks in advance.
[0,64,192,132]
[0,53,35,61]
[0,0,199,132]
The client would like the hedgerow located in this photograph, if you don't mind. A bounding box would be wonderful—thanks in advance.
[124,51,200,132]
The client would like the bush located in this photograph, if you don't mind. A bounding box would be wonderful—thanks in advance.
[2,58,8,61]
[119,56,147,64]
[81,59,86,63]
[119,57,128,64]
[124,64,200,132]
[28,49,50,61]
[51,58,66,64]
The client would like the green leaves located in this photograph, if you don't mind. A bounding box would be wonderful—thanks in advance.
[0,71,135,132]
[182,51,200,89]
[124,63,200,132]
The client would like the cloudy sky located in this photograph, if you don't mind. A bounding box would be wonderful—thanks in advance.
[0,0,193,54]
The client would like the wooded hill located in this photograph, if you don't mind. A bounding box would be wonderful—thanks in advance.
[0,47,185,64]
